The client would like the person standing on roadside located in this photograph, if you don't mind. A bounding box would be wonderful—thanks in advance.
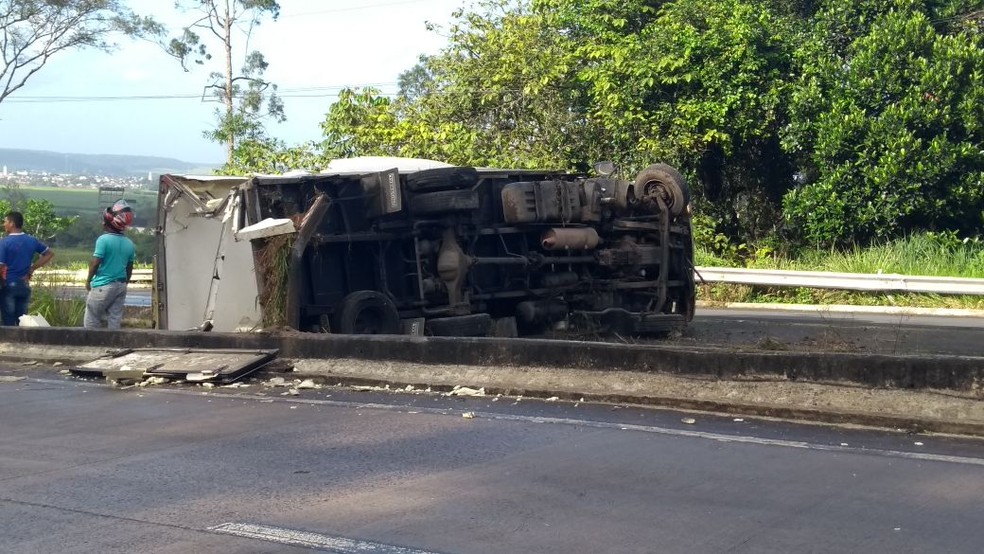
[0,211,55,326]
[84,200,135,329]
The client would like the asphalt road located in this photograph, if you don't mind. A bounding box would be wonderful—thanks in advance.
[2,371,982,553]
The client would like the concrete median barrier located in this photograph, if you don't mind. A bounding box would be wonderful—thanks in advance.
[1,327,981,436]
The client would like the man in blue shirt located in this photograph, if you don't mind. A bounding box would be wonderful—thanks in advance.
[0,211,55,325]
[84,200,136,329]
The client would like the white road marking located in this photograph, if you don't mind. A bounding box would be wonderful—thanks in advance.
[209,522,445,553]
[31,377,984,467]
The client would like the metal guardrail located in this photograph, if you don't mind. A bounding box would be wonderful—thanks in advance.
[695,267,984,295]
[36,268,152,285]
[34,267,984,296]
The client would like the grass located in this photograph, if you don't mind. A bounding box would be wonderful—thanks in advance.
[18,186,157,219]
[256,234,293,328]
[696,233,984,310]
[50,247,94,266]
[28,282,86,326]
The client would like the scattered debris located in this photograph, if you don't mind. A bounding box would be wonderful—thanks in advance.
[0,375,27,383]
[282,389,300,396]
[545,396,559,402]
[446,385,486,397]
[295,379,318,389]
[53,362,63,367]
[914,442,924,446]
[266,377,287,387]
[733,418,745,422]
[58,369,71,375]
[21,360,37,366]
[222,382,251,388]
[139,376,169,387]
[840,443,849,447]
[681,418,697,425]
[352,385,389,392]
[71,348,277,386]
[462,412,476,419]
[202,383,215,389]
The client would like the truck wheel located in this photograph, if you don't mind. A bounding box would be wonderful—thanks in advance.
[634,163,689,217]
[426,313,492,337]
[410,190,480,215]
[333,291,401,335]
[406,167,479,192]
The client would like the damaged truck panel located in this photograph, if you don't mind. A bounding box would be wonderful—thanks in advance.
[156,175,262,332]
[156,158,696,337]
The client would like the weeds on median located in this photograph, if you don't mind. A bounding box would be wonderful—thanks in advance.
[28,283,86,327]
[696,232,984,310]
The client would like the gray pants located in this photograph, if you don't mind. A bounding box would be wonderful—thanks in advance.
[84,282,128,329]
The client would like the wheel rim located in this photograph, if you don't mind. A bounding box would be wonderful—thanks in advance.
[353,308,384,334]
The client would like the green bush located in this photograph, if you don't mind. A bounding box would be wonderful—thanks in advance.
[783,4,984,246]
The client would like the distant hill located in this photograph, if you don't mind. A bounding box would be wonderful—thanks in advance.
[0,148,217,177]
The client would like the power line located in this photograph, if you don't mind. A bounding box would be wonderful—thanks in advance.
[280,0,446,18]
[4,83,402,103]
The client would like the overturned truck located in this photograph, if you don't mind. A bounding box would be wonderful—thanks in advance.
[155,158,695,337]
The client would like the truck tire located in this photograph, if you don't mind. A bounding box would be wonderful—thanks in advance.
[426,313,492,337]
[410,190,480,215]
[406,167,479,192]
[333,291,401,335]
[634,163,690,217]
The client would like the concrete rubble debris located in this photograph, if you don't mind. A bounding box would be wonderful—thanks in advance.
[462,412,476,419]
[266,377,287,387]
[139,377,169,387]
[681,418,697,425]
[283,389,300,396]
[295,379,318,389]
[0,375,27,383]
[546,396,559,402]
[446,385,486,397]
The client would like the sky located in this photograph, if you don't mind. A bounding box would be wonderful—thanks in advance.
[0,0,467,164]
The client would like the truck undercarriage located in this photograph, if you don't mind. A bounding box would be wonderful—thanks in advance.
[240,162,696,337]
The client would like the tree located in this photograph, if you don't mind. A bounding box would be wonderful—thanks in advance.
[320,1,596,170]
[0,0,161,104]
[22,198,76,241]
[783,0,984,245]
[168,1,284,163]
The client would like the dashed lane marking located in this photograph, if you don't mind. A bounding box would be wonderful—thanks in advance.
[208,522,446,553]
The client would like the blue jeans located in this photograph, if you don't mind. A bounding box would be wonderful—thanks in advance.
[1,280,31,326]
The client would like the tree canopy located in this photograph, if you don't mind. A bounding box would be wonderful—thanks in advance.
[0,0,161,104]
[198,0,984,252]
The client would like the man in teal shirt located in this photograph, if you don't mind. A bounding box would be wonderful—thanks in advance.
[84,200,136,329]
